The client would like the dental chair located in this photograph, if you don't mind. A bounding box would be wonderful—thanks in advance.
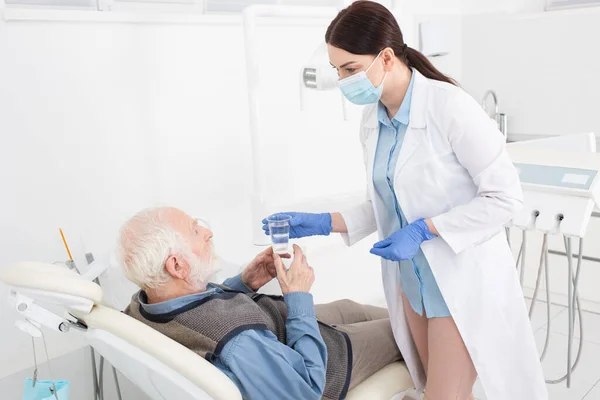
[0,261,414,400]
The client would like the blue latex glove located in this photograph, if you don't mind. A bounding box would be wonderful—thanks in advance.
[262,212,332,239]
[370,219,436,261]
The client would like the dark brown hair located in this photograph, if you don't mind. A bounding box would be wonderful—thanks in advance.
[325,1,457,86]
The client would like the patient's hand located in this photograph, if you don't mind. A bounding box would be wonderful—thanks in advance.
[274,245,315,294]
[242,247,291,291]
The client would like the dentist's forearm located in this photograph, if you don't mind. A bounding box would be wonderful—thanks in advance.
[425,218,439,236]
[330,212,348,233]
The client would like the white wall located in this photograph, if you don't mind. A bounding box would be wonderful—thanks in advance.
[0,15,168,379]
[461,8,600,138]
[0,11,384,381]
[408,13,463,84]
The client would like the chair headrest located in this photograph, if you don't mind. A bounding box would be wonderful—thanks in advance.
[0,261,103,304]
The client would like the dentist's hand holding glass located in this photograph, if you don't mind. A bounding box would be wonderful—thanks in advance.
[262,212,333,238]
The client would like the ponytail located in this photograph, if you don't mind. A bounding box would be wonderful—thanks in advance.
[404,46,457,86]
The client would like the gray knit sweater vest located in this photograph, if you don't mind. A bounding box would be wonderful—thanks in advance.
[125,284,352,400]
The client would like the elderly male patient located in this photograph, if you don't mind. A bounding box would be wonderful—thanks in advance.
[118,207,402,400]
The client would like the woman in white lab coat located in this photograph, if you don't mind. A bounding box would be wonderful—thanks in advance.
[265,2,546,399]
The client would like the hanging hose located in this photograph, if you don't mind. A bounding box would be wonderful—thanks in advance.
[541,237,552,361]
[528,234,552,361]
[520,230,527,286]
[545,237,584,384]
[515,232,525,270]
[529,235,547,318]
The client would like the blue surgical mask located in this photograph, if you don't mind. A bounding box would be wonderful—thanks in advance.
[338,50,388,105]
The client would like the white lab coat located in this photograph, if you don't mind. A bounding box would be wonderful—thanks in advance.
[340,70,547,400]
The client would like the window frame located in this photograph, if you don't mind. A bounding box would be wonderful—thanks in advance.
[546,0,600,11]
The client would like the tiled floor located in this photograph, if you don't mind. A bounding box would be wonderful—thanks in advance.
[473,299,600,400]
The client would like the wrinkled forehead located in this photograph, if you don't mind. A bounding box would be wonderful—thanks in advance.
[159,208,212,238]
[167,208,195,234]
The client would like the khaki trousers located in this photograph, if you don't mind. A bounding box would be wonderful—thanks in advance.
[315,299,403,390]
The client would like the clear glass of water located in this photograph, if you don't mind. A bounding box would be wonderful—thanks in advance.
[267,214,292,254]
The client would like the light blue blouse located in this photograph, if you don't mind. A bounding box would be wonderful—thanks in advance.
[372,70,450,318]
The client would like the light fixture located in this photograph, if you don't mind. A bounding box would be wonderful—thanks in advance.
[299,41,349,120]
[419,20,450,58]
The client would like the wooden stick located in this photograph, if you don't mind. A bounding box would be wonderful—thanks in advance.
[59,228,73,261]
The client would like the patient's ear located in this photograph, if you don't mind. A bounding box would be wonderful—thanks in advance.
[165,255,188,280]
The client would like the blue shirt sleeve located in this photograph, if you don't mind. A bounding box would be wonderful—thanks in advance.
[222,274,254,293]
[213,292,327,400]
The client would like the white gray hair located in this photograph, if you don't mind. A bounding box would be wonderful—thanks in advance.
[117,207,188,290]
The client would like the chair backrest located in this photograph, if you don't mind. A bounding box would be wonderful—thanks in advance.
[77,305,243,400]
[0,261,242,400]
[77,306,242,400]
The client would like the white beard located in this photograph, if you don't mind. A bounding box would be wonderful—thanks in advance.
[187,246,222,289]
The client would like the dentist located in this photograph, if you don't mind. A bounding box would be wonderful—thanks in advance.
[265,1,547,399]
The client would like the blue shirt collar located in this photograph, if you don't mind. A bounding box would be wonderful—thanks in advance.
[378,69,415,128]
[138,283,221,315]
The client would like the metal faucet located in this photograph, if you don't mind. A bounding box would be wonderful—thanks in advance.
[481,89,507,140]
[481,90,498,117]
